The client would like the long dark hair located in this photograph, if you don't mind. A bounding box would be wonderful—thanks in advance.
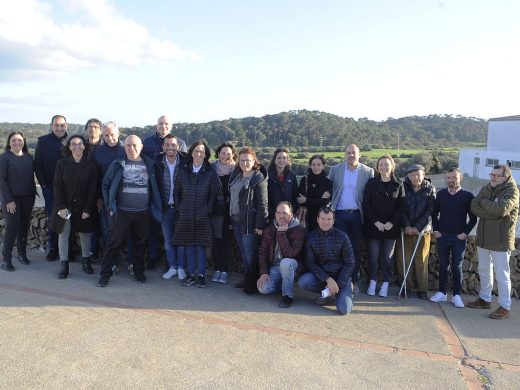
[5,131,29,153]
[63,134,90,158]
[268,147,292,172]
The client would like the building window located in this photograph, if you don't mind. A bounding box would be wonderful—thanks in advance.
[508,160,520,170]
[486,158,499,167]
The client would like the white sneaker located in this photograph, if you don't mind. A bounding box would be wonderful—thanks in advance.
[177,267,187,281]
[219,271,228,284]
[367,280,376,296]
[451,294,464,308]
[430,291,447,302]
[378,282,389,297]
[162,267,177,280]
[211,271,221,283]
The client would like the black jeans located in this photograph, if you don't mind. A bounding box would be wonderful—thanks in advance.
[100,210,150,279]
[212,216,232,272]
[1,195,35,260]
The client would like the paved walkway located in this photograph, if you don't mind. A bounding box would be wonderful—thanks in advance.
[0,251,519,389]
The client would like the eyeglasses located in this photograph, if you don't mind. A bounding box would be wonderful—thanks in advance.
[489,173,505,178]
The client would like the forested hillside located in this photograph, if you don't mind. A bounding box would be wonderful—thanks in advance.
[0,110,487,150]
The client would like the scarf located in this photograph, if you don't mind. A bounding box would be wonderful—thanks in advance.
[214,160,236,176]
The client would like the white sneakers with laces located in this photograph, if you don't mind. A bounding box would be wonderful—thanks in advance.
[430,291,447,302]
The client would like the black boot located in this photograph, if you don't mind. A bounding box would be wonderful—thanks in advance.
[81,257,94,274]
[18,253,30,265]
[58,261,69,279]
[1,259,15,272]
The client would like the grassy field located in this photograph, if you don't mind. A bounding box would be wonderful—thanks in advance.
[291,147,460,162]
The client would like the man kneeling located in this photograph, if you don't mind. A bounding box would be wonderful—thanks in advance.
[298,207,355,315]
[257,201,306,308]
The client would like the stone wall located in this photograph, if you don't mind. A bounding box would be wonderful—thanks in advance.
[1,207,519,298]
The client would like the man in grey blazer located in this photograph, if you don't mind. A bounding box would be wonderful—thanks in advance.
[328,144,374,289]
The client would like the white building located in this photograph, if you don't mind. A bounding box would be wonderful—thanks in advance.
[459,115,520,181]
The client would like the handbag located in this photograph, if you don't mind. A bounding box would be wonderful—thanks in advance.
[295,176,308,228]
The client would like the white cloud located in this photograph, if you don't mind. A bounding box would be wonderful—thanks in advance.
[0,0,198,80]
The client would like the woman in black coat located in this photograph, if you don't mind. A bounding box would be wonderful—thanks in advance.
[173,141,219,288]
[296,154,333,231]
[363,154,405,297]
[210,142,237,284]
[0,131,37,271]
[49,135,98,279]
[267,147,298,219]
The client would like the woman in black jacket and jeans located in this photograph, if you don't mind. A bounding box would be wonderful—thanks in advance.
[0,132,37,271]
[363,154,405,297]
[211,142,237,284]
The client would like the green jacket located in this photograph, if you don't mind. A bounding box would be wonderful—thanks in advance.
[470,176,519,251]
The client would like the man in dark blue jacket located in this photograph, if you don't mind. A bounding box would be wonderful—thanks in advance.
[97,135,162,287]
[142,115,187,269]
[90,121,126,268]
[298,207,355,315]
[34,114,68,260]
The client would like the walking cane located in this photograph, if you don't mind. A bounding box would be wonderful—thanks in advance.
[398,228,426,299]
[399,230,407,299]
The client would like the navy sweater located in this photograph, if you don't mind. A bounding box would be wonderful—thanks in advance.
[432,187,477,235]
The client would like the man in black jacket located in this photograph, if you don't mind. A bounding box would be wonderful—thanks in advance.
[34,114,68,260]
[298,207,355,315]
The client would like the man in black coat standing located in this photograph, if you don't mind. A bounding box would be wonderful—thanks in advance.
[34,114,68,261]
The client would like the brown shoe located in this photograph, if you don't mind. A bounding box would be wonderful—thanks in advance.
[489,306,510,320]
[467,298,491,309]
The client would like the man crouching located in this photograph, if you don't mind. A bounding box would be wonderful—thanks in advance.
[298,206,355,315]
[257,201,306,308]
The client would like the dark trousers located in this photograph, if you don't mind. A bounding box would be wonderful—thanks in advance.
[212,218,232,272]
[100,210,150,279]
[1,195,35,260]
[41,186,58,251]
[334,209,363,282]
[437,234,466,295]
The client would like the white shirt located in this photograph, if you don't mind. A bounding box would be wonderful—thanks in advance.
[166,155,178,205]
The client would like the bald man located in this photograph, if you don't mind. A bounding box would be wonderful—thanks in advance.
[143,115,187,161]
[97,135,162,287]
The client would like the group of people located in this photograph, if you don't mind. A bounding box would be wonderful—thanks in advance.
[0,114,517,319]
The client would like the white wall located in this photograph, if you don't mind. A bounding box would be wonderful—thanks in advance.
[459,148,520,183]
[488,120,520,152]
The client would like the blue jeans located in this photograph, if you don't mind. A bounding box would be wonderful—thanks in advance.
[368,238,396,282]
[41,186,58,251]
[334,210,362,283]
[437,234,466,295]
[258,258,298,298]
[147,219,159,262]
[298,272,353,315]
[232,222,258,270]
[161,207,178,268]
[186,245,206,276]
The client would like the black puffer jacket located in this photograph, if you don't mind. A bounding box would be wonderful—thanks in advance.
[402,177,436,231]
[363,175,405,239]
[267,167,298,218]
[173,159,219,247]
[229,165,269,234]
[304,227,355,288]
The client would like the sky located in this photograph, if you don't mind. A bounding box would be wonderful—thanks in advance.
[0,0,519,127]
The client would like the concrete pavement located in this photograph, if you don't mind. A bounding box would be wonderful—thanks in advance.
[0,250,519,389]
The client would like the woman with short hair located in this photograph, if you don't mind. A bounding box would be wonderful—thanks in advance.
[173,140,219,288]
